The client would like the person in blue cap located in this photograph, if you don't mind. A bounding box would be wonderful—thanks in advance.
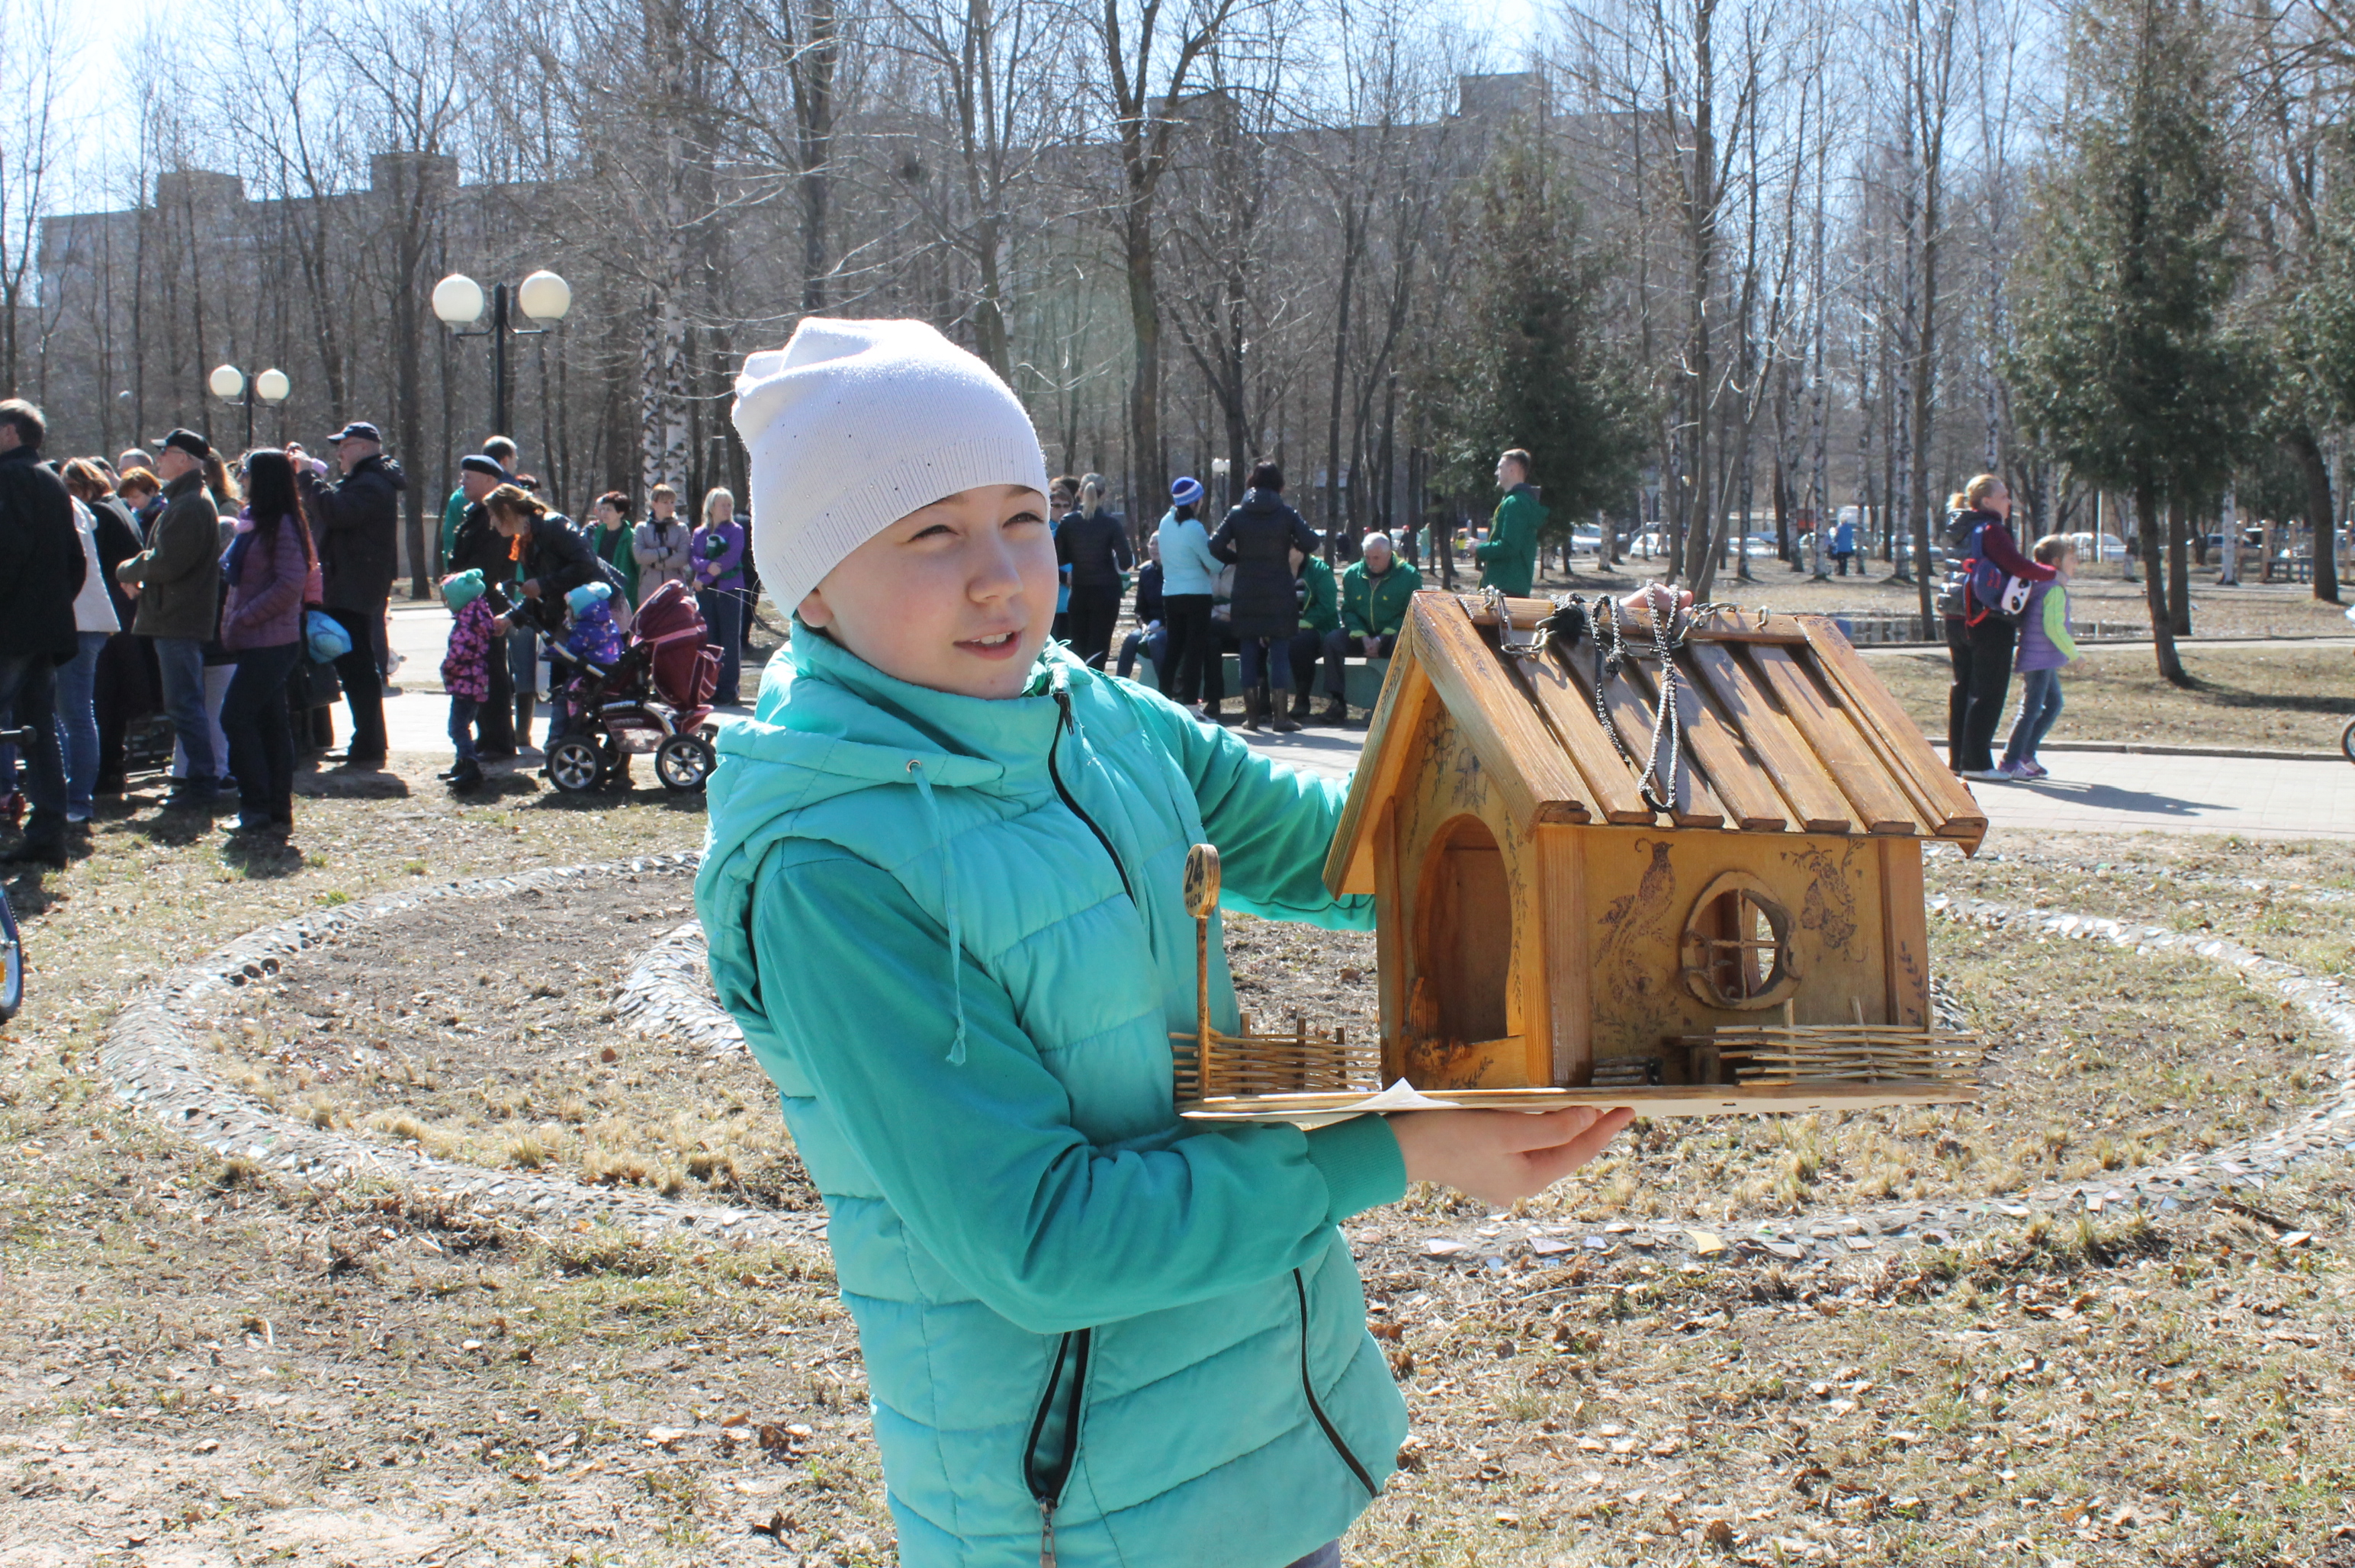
[1155,474,1222,717]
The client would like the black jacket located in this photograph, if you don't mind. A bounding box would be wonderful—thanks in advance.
[300,452,406,612]
[447,500,509,590]
[1133,560,1165,626]
[0,446,84,660]
[1055,509,1133,590]
[89,494,144,630]
[516,512,602,607]
[1207,490,1320,638]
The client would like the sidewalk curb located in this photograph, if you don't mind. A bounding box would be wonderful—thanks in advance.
[1929,737,2342,763]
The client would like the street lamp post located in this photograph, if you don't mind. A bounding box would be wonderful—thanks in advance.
[208,364,291,451]
[432,270,572,440]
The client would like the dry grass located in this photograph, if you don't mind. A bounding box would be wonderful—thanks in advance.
[7,775,2355,1564]
[1563,556,2355,642]
[1865,641,2355,753]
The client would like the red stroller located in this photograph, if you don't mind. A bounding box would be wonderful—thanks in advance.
[540,580,723,794]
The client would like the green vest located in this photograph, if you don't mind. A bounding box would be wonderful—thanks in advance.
[695,631,1408,1568]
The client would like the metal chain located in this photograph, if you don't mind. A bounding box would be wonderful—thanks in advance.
[1586,583,1698,814]
[1476,586,1770,818]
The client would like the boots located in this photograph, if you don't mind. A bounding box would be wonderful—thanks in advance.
[1270,692,1302,733]
[1317,697,1350,725]
[445,758,484,792]
[513,693,536,753]
[1288,692,1312,723]
[1241,689,1264,733]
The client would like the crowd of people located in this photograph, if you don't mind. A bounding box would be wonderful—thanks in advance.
[0,392,763,856]
[1054,451,1549,734]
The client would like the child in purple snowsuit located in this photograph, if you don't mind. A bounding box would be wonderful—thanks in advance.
[1998,536,2080,779]
[440,570,499,791]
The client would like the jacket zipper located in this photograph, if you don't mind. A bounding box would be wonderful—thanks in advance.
[1294,1269,1378,1497]
[1049,690,1133,903]
[1022,1326,1094,1568]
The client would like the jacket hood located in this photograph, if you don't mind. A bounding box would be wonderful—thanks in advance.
[357,452,407,490]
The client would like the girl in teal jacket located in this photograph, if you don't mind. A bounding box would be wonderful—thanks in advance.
[696,320,1628,1568]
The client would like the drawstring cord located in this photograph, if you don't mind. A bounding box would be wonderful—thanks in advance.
[906,758,969,1065]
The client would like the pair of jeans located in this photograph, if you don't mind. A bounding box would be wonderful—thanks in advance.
[172,665,234,782]
[0,651,67,844]
[220,641,303,819]
[1115,624,1167,681]
[699,588,743,703]
[57,631,109,815]
[323,605,387,758]
[1159,594,1216,704]
[152,635,217,786]
[1944,615,2020,773]
[1237,634,1294,692]
[2003,667,2065,763]
[448,696,478,763]
[1065,584,1123,669]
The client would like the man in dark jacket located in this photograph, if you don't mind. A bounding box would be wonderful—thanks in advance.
[114,429,222,809]
[444,455,516,756]
[0,400,85,863]
[295,421,405,766]
[1208,461,1320,732]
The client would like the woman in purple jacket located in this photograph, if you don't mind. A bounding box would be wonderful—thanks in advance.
[217,449,319,838]
[694,487,747,705]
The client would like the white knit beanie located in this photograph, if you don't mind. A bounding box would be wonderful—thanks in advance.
[734,318,1049,615]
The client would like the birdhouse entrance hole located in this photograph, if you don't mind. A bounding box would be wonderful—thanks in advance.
[1681,870,1800,1011]
[1414,816,1512,1046]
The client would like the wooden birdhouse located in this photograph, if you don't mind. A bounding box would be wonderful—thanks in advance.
[1178,589,1988,1120]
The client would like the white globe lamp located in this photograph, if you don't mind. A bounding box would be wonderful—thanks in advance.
[517,269,572,322]
[207,364,245,401]
[432,273,486,326]
[255,368,291,404]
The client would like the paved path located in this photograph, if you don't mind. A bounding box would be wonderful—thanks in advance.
[1235,728,2355,841]
[381,603,2355,840]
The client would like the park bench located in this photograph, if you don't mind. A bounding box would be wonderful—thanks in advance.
[1136,652,1392,712]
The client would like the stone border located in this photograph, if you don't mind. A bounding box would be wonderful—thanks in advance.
[102,856,2355,1268]
[98,853,816,1246]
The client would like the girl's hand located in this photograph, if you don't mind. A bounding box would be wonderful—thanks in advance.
[1390,1107,1634,1209]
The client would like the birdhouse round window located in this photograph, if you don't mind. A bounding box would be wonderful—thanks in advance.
[1680,871,1801,1011]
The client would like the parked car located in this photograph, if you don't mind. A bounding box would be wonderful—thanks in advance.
[1570,527,1604,554]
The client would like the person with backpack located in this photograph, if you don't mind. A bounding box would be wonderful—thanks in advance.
[1936,473,2056,780]
[1997,535,2081,779]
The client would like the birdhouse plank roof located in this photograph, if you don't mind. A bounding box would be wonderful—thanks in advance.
[1323,592,1987,895]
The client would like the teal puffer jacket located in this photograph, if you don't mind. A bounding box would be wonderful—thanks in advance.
[695,628,1409,1568]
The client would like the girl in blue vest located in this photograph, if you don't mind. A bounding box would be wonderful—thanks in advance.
[696,319,1632,1568]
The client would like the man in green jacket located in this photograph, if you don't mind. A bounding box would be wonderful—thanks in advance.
[1284,543,1341,725]
[1321,532,1422,722]
[1476,446,1546,597]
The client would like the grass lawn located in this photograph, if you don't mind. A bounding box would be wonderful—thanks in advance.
[5,779,2355,1566]
[1866,641,2355,753]
[1520,554,2355,642]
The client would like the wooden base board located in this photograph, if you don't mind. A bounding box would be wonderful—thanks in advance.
[1178,1080,1977,1123]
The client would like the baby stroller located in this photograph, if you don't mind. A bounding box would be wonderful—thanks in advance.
[534,580,722,794]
